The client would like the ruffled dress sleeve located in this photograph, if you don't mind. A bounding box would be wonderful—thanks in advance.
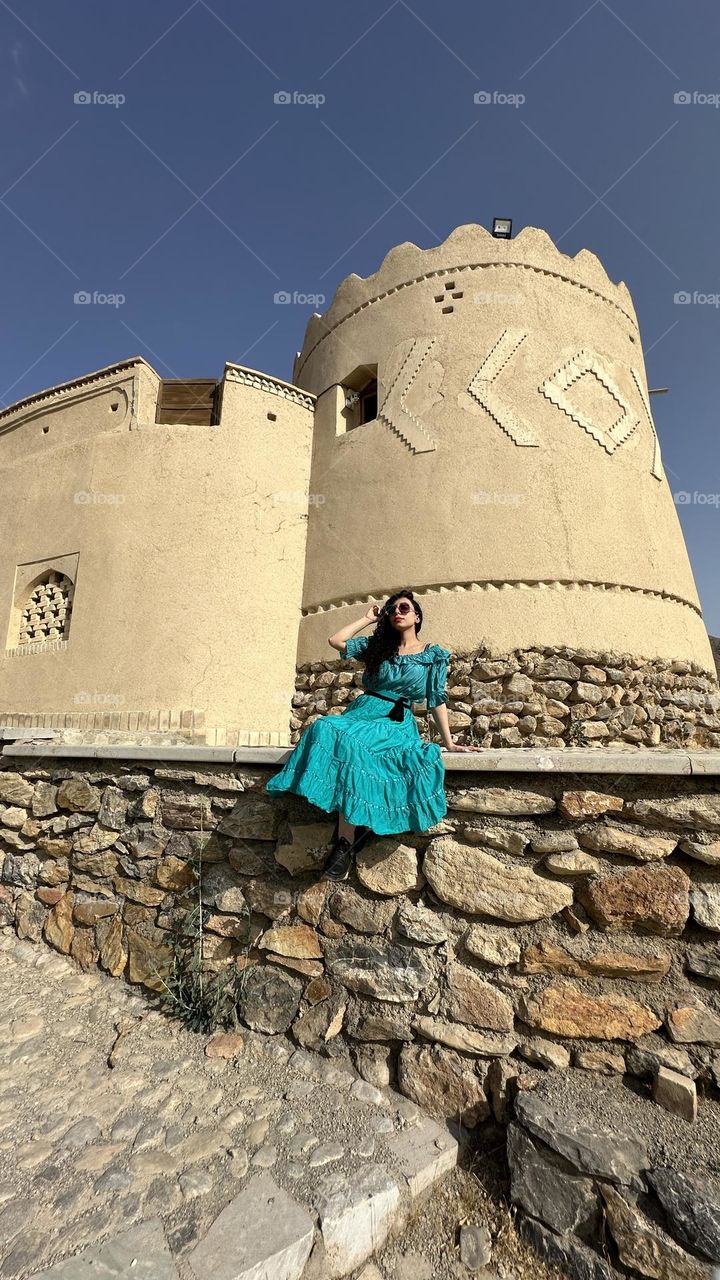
[343,634,369,660]
[426,645,451,709]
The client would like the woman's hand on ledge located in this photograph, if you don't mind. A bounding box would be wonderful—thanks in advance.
[441,742,484,753]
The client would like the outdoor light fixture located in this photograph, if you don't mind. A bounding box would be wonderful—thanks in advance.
[492,217,513,239]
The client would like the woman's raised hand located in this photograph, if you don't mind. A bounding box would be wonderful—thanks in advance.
[363,604,381,623]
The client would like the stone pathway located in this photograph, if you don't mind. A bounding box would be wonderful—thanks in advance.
[0,932,458,1279]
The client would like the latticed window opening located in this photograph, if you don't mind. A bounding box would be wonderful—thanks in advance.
[19,572,74,644]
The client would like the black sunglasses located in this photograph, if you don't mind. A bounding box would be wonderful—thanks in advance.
[387,602,414,615]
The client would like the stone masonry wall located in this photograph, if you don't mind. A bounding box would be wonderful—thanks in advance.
[2,757,720,1140]
[292,645,720,750]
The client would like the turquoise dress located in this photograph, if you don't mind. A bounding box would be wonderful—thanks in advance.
[265,637,451,835]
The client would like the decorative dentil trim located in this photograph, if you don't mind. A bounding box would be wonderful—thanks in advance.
[302,577,703,619]
[0,359,149,427]
[224,363,315,411]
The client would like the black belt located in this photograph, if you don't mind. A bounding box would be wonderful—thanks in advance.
[365,689,412,721]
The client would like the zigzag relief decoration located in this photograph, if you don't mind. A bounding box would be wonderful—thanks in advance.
[303,576,703,619]
[631,367,664,482]
[377,336,439,454]
[467,329,540,446]
[540,350,639,455]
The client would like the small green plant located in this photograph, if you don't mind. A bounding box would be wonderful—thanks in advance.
[152,819,251,1034]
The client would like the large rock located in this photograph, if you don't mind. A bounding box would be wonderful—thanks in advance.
[514,1092,647,1186]
[31,781,57,817]
[97,915,128,977]
[274,823,332,876]
[465,924,520,966]
[520,939,670,982]
[578,865,690,936]
[679,838,720,866]
[292,990,346,1051]
[653,1067,697,1122]
[396,900,447,945]
[423,837,572,921]
[28,1218,179,1279]
[356,839,423,895]
[258,923,322,959]
[237,965,304,1033]
[43,892,74,954]
[329,886,395,935]
[72,823,120,855]
[691,885,720,932]
[0,773,35,807]
[98,786,128,830]
[413,1016,517,1057]
[56,777,100,813]
[448,787,555,815]
[544,850,601,876]
[160,794,213,831]
[686,944,720,981]
[217,797,276,840]
[626,795,720,833]
[126,930,172,993]
[187,1172,314,1280]
[625,1034,694,1080]
[458,825,528,854]
[314,1164,401,1276]
[577,825,677,862]
[324,938,431,1003]
[123,824,169,859]
[601,1184,712,1279]
[667,1001,720,1046]
[398,1045,489,1126]
[559,790,623,820]
[647,1167,720,1264]
[517,1212,613,1280]
[445,964,515,1031]
[520,982,660,1041]
[507,1122,600,1238]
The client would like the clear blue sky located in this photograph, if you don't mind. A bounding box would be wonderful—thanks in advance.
[3,0,719,632]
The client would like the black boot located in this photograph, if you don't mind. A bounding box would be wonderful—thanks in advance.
[353,825,373,853]
[322,835,355,882]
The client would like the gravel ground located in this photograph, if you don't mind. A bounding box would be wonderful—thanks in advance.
[0,930,567,1280]
[373,1133,566,1280]
[535,1065,720,1191]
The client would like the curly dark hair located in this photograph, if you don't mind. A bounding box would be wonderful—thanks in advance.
[363,588,424,679]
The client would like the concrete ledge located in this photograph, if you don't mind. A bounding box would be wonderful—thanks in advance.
[2,738,720,775]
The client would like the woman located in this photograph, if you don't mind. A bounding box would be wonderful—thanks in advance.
[265,588,482,881]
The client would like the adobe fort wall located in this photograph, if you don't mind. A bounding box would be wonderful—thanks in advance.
[294,225,713,673]
[0,360,314,746]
